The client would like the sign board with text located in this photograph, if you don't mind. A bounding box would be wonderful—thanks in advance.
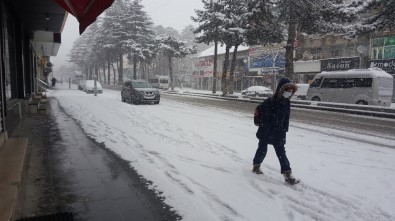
[369,59,395,74]
[320,57,360,72]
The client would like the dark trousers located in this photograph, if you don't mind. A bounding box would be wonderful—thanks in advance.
[253,140,291,173]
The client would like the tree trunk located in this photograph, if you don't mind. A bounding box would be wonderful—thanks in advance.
[147,62,150,80]
[119,53,123,84]
[141,61,145,80]
[107,60,111,84]
[229,44,239,94]
[133,53,137,80]
[221,45,231,96]
[112,63,116,85]
[212,39,218,94]
[85,65,89,80]
[168,55,174,90]
[95,66,99,82]
[284,0,296,79]
[102,65,106,84]
[89,66,93,80]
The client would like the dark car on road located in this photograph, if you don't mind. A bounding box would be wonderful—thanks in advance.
[121,80,160,104]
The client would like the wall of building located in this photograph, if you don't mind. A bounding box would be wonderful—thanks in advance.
[0,1,38,133]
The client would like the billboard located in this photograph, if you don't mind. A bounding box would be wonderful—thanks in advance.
[250,52,285,69]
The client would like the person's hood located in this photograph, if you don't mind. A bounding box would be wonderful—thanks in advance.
[275,78,297,99]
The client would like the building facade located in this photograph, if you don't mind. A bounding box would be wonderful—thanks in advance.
[0,0,65,138]
[192,45,249,91]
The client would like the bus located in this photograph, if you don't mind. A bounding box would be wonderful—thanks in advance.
[148,75,170,90]
[306,68,393,107]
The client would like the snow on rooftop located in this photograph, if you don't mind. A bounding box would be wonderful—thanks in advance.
[198,45,249,58]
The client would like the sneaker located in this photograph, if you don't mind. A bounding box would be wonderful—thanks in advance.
[252,164,263,174]
[283,170,299,185]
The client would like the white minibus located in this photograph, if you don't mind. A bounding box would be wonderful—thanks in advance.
[306,68,393,107]
[148,75,170,90]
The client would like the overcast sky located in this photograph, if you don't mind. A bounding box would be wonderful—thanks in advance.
[51,0,203,75]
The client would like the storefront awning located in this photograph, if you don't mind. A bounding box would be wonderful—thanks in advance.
[53,0,114,34]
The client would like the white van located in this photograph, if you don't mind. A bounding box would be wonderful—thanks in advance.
[293,83,310,100]
[306,68,393,107]
[148,75,170,90]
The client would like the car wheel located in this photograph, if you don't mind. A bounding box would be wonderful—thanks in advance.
[131,97,139,105]
[312,96,321,101]
[356,100,368,105]
[154,100,160,104]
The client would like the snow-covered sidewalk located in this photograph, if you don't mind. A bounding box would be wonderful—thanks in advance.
[50,86,395,221]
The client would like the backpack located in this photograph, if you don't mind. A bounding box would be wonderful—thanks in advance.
[254,99,275,126]
[254,103,264,126]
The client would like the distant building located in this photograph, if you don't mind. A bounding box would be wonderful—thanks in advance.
[192,45,249,91]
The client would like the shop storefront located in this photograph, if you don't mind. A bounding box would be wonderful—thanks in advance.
[294,57,361,84]
[369,36,395,101]
[192,57,218,90]
[0,0,65,134]
[369,59,395,101]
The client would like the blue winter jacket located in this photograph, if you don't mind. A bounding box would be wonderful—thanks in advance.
[256,78,292,146]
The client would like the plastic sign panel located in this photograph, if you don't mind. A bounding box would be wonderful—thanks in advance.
[321,57,360,72]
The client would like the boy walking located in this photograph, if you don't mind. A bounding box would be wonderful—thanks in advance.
[252,78,298,185]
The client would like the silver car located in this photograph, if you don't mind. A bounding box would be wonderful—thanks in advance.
[121,80,160,104]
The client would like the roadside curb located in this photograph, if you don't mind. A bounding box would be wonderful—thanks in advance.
[162,91,395,119]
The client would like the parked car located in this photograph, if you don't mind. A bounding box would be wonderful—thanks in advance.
[78,80,86,90]
[293,83,309,100]
[121,80,160,104]
[241,86,273,97]
[84,80,103,93]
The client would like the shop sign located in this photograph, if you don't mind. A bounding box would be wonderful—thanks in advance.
[250,53,285,69]
[192,57,213,77]
[369,59,395,74]
[320,57,360,71]
[192,70,213,77]
[194,59,213,68]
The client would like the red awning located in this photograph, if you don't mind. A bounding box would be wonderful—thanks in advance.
[53,0,114,34]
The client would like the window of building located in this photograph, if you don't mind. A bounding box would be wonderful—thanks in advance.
[330,47,342,57]
[311,48,322,55]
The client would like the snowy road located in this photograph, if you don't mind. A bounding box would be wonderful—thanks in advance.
[51,87,395,221]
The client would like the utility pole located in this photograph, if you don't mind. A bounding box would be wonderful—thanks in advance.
[94,75,98,96]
